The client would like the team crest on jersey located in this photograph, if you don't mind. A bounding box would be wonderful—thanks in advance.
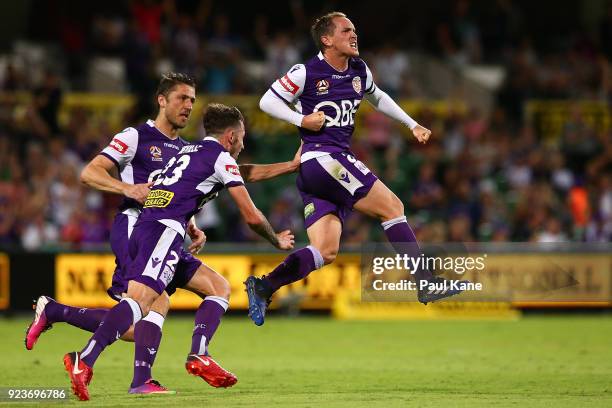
[109,138,128,154]
[149,146,163,162]
[316,79,330,95]
[352,76,362,94]
[225,164,240,176]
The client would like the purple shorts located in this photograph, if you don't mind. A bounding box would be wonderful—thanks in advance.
[108,214,200,298]
[297,152,378,228]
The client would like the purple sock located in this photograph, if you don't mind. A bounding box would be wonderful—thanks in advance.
[81,298,141,368]
[45,300,107,332]
[190,297,228,356]
[262,246,324,293]
[131,311,164,388]
[382,216,433,282]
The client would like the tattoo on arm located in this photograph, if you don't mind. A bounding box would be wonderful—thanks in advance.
[249,217,279,247]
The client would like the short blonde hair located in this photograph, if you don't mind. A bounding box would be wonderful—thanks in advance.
[310,11,347,51]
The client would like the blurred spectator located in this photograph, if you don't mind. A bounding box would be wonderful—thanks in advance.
[169,13,201,76]
[32,70,63,136]
[49,165,83,227]
[536,218,568,243]
[371,43,410,98]
[409,162,444,213]
[263,32,300,83]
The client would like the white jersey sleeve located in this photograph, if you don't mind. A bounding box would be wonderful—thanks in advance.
[214,151,245,187]
[100,127,139,170]
[269,64,306,104]
[364,63,377,95]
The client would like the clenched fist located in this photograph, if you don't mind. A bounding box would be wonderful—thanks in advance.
[301,111,326,131]
[412,125,432,144]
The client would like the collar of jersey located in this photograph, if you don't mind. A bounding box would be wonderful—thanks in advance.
[146,119,180,141]
[203,136,222,144]
[318,51,350,73]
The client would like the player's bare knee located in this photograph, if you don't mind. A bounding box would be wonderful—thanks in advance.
[136,299,151,317]
[127,293,153,317]
[381,195,405,221]
[212,275,231,300]
[321,248,338,265]
[150,292,170,318]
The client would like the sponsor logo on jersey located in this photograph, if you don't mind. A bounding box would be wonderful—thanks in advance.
[144,189,174,208]
[332,74,350,79]
[109,138,128,154]
[279,74,299,95]
[179,145,200,154]
[164,142,180,150]
[225,164,240,176]
[150,145,163,162]
[304,203,315,218]
[352,76,362,94]
[316,79,330,95]
[313,100,361,127]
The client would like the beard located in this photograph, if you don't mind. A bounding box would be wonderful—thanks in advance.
[167,113,188,129]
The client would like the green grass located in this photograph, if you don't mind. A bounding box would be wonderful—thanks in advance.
[1,315,612,407]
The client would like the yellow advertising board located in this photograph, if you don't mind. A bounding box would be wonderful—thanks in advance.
[0,253,9,310]
[55,251,611,311]
[55,253,361,310]
[525,100,611,142]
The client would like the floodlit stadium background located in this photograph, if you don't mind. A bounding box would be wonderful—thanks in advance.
[0,0,611,313]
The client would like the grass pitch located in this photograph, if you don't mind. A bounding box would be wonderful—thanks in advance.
[1,315,611,407]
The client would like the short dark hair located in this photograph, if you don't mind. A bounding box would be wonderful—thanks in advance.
[310,11,347,51]
[156,72,196,98]
[202,103,244,136]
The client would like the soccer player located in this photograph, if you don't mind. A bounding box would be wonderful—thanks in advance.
[246,12,466,326]
[62,103,295,401]
[26,74,300,395]
[27,72,202,395]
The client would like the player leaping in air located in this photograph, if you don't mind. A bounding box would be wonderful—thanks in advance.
[245,11,468,326]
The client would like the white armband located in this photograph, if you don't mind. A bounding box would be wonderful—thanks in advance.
[259,89,305,127]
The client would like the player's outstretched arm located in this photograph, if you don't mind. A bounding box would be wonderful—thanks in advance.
[239,142,302,182]
[80,155,152,204]
[364,87,431,144]
[227,185,295,250]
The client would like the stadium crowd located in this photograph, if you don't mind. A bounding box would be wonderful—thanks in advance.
[1,0,612,250]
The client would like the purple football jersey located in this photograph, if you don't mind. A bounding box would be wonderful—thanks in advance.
[269,52,376,156]
[138,137,244,237]
[100,119,189,211]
